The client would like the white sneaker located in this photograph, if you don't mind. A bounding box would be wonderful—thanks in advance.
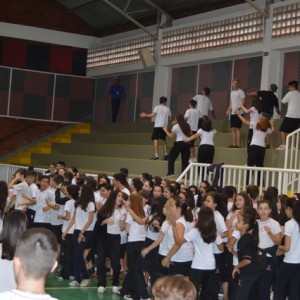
[80,279,90,287]
[192,158,198,163]
[97,286,106,293]
[69,280,80,287]
[112,286,121,294]
[124,295,133,300]
[276,144,286,150]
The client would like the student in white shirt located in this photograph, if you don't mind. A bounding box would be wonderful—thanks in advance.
[257,200,281,300]
[236,111,274,185]
[140,96,172,160]
[226,79,245,148]
[0,227,58,300]
[96,190,127,294]
[64,184,95,287]
[162,197,194,277]
[8,169,28,211]
[274,198,300,300]
[17,171,38,228]
[33,176,55,229]
[185,99,200,162]
[203,192,229,300]
[164,114,192,176]
[59,185,79,280]
[240,97,261,151]
[179,207,223,299]
[120,194,150,300]
[184,118,217,164]
[0,210,28,293]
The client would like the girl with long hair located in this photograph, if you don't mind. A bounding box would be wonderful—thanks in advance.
[232,207,262,300]
[236,110,274,184]
[163,114,192,176]
[274,198,300,300]
[240,96,261,152]
[162,196,194,277]
[96,190,127,294]
[184,118,217,164]
[256,200,281,300]
[120,194,150,300]
[63,184,95,287]
[0,210,28,292]
[203,192,229,299]
[176,207,223,299]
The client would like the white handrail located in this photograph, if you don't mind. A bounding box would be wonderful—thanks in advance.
[176,163,300,195]
[284,127,300,169]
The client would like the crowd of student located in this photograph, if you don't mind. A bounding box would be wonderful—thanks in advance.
[1,161,300,300]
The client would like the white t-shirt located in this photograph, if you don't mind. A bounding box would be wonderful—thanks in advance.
[213,211,227,254]
[34,188,55,224]
[75,202,95,231]
[249,107,260,129]
[25,183,38,211]
[281,90,300,119]
[172,124,189,142]
[165,217,194,262]
[258,218,281,257]
[185,228,222,270]
[197,128,217,146]
[146,215,161,241]
[231,229,241,266]
[283,218,300,263]
[250,121,272,147]
[126,213,146,242]
[13,182,28,210]
[49,189,63,226]
[185,108,200,131]
[0,289,57,300]
[0,245,16,293]
[193,94,213,118]
[153,105,171,128]
[159,221,170,256]
[230,89,245,114]
[62,199,75,234]
[107,207,126,235]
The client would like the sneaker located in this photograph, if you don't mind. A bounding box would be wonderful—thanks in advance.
[56,276,65,280]
[165,173,174,177]
[124,295,133,300]
[80,279,90,287]
[235,145,241,148]
[276,144,286,150]
[266,144,270,149]
[70,275,75,280]
[97,286,106,293]
[164,154,168,160]
[69,280,80,287]
[112,286,121,294]
[228,145,235,148]
[192,158,198,163]
[151,154,159,160]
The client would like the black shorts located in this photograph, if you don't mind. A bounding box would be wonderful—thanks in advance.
[169,260,192,277]
[279,117,300,133]
[230,114,243,128]
[151,127,167,141]
[190,131,197,147]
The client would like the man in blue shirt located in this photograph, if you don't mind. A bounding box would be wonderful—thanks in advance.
[109,78,125,122]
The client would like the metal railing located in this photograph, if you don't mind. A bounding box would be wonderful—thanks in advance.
[177,163,300,195]
[284,127,300,170]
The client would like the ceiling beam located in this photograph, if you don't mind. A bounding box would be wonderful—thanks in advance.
[101,0,158,40]
[69,0,100,11]
[244,0,269,18]
[123,0,132,12]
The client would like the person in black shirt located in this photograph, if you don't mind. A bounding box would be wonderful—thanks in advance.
[248,84,281,148]
[232,207,261,300]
